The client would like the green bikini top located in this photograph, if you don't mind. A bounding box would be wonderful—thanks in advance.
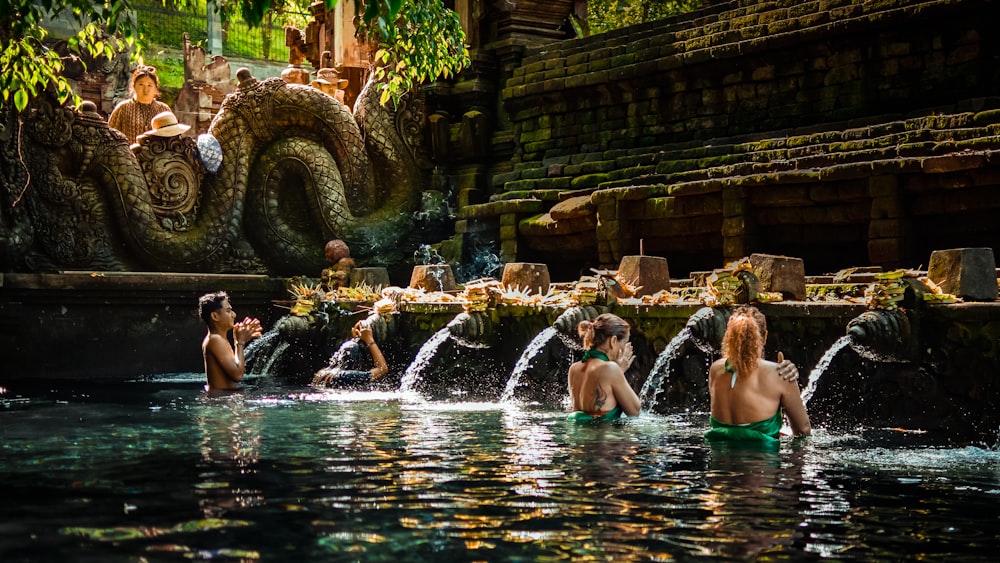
[724,359,738,388]
[581,349,609,362]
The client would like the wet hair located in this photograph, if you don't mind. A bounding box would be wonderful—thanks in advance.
[129,65,160,92]
[722,305,767,378]
[577,313,630,350]
[198,291,228,325]
[313,338,371,383]
[329,338,370,371]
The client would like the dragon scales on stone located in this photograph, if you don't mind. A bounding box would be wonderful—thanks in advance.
[0,68,431,275]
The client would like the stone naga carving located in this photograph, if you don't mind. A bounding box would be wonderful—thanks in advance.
[5,68,427,275]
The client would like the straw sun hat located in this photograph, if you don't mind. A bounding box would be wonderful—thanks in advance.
[146,111,191,137]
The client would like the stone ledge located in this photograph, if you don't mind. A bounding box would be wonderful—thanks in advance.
[1,271,282,292]
[461,199,546,219]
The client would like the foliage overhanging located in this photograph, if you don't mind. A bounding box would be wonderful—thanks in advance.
[1,0,468,112]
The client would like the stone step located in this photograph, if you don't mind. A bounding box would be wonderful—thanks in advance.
[489,188,564,203]
[519,0,870,68]
[498,98,1000,215]
[512,0,960,102]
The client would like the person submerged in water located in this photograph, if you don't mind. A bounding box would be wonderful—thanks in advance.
[567,313,642,421]
[312,320,389,389]
[199,291,263,393]
[705,306,811,444]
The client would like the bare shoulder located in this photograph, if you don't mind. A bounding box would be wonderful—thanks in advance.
[203,333,228,356]
[759,359,780,376]
[594,359,624,379]
[708,358,725,380]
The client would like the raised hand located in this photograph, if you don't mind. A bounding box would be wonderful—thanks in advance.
[615,341,636,372]
[353,320,375,344]
[235,317,263,345]
[776,351,798,382]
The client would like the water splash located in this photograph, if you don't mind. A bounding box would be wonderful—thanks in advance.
[500,327,563,403]
[639,326,693,412]
[245,329,280,376]
[398,327,451,394]
[258,341,290,376]
[801,335,853,405]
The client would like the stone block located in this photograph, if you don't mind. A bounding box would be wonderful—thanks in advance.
[550,195,595,220]
[928,247,998,301]
[616,255,670,294]
[750,253,806,301]
[501,262,551,294]
[870,195,902,219]
[723,237,748,261]
[519,212,597,236]
[500,240,518,262]
[866,216,899,238]
[409,265,456,292]
[721,216,746,237]
[350,267,391,289]
[457,188,485,209]
[868,238,903,265]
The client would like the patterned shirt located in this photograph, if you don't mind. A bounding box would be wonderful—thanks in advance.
[108,98,171,144]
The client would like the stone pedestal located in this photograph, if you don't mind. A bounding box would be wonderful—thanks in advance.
[616,255,670,295]
[501,262,550,294]
[280,64,311,85]
[410,264,457,292]
[349,267,390,289]
[928,247,998,301]
[750,253,806,301]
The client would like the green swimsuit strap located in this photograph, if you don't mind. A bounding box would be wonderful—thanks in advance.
[581,349,609,362]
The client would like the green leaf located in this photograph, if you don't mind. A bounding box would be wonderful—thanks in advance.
[14,89,28,112]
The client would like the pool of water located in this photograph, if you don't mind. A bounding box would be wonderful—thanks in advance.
[2,375,999,562]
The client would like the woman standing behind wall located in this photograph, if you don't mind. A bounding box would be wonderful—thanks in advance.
[108,65,171,144]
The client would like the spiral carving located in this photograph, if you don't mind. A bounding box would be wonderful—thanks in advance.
[9,70,427,275]
[135,136,204,231]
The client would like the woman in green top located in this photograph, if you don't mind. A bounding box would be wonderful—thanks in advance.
[706,306,811,443]
[567,313,642,421]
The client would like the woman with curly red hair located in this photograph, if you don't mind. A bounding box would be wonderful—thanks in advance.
[706,306,810,443]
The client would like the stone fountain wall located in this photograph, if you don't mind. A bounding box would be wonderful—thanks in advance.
[453,0,1000,279]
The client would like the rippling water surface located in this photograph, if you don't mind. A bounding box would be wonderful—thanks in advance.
[2,375,998,562]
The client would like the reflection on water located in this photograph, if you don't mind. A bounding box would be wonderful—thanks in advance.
[0,378,999,561]
[194,393,266,519]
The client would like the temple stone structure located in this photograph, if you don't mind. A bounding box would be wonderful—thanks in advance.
[432,0,1000,280]
[174,34,235,136]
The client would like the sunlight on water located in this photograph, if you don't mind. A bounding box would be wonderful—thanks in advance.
[801,335,853,404]
[0,380,997,561]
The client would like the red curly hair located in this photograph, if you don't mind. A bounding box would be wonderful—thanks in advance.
[722,306,766,379]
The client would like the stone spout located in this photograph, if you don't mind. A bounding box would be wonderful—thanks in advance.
[687,306,731,349]
[552,305,606,338]
[446,312,490,340]
[846,309,914,362]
